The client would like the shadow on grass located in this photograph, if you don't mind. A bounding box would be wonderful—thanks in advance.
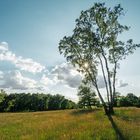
[115,114,132,122]
[71,109,125,140]
[107,114,125,140]
[70,108,101,116]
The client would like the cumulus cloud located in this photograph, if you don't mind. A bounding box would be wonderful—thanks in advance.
[40,74,54,86]
[0,54,129,93]
[44,63,109,89]
[0,42,45,73]
[15,58,45,73]
[0,70,37,90]
[51,63,82,88]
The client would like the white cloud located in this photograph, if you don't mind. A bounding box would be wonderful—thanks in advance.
[40,74,54,87]
[0,42,8,51]
[15,57,45,73]
[0,70,37,90]
[0,42,45,73]
[0,51,16,61]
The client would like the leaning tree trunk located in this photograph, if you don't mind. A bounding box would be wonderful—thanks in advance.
[108,103,114,114]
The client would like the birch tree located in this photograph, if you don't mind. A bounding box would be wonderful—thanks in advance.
[59,3,140,114]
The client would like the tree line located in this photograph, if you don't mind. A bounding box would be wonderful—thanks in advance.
[0,89,140,112]
[0,90,76,112]
[114,92,140,107]
[78,89,140,109]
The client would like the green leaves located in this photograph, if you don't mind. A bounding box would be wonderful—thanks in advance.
[59,2,137,68]
[78,80,98,109]
[58,2,140,83]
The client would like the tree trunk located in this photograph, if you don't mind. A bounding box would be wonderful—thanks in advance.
[103,104,114,115]
[99,56,110,103]
[88,101,92,109]
[100,46,113,103]
[87,67,115,115]
[103,105,109,115]
[108,103,114,114]
[112,61,117,106]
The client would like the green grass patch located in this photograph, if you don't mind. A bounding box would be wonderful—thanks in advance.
[0,108,139,140]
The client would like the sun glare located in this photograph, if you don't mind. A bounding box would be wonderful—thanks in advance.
[84,62,89,68]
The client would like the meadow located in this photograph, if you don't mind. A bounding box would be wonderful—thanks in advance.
[0,108,139,140]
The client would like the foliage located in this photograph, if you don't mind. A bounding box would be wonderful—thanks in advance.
[0,89,6,105]
[77,80,100,109]
[0,90,76,112]
[59,2,140,114]
[117,93,140,107]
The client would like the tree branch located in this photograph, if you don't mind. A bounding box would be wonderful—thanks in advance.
[99,56,110,103]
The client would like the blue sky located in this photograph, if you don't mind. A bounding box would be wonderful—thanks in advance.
[0,0,140,101]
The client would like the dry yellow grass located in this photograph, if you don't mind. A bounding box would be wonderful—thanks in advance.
[0,108,139,140]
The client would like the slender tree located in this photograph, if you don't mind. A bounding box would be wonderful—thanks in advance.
[59,3,140,114]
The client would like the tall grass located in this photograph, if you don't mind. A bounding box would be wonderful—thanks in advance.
[0,108,139,140]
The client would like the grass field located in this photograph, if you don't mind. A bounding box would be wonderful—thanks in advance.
[0,108,140,140]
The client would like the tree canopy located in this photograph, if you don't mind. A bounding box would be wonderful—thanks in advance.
[0,91,76,112]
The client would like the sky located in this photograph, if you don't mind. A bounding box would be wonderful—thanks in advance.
[0,0,140,101]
